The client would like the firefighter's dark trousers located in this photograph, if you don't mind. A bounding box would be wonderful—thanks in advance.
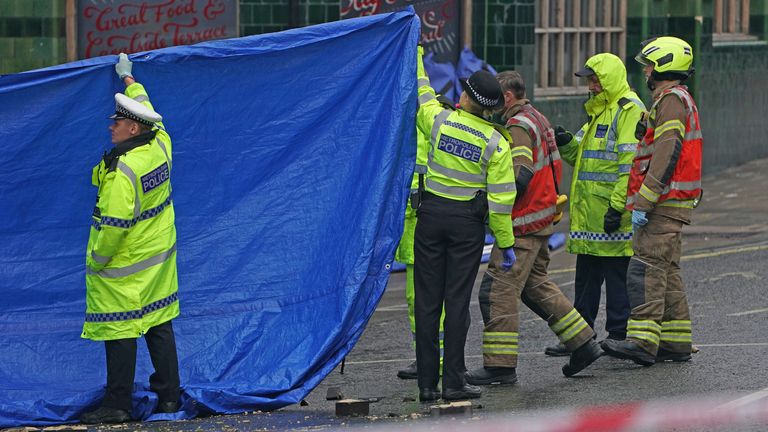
[479,234,595,367]
[626,214,692,356]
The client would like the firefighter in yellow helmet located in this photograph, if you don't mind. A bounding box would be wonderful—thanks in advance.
[602,36,702,365]
[80,53,181,424]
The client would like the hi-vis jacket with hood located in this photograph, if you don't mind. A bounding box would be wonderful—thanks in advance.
[83,82,179,341]
[559,53,646,257]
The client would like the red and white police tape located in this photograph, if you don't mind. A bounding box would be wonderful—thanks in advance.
[373,393,768,431]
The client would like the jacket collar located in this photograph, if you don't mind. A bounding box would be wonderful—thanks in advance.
[501,99,530,123]
[104,130,157,171]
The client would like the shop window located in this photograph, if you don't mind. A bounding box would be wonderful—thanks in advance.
[535,0,626,97]
[713,0,757,43]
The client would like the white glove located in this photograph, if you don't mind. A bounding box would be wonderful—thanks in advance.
[115,53,133,79]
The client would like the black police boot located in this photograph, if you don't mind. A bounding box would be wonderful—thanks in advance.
[397,360,418,379]
[465,367,517,385]
[418,387,440,402]
[79,406,131,424]
[442,384,482,401]
[601,338,655,366]
[656,347,692,362]
[544,342,570,357]
[156,400,180,413]
[562,339,602,377]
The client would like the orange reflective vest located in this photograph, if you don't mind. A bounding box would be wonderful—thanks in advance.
[626,85,702,211]
[507,104,562,236]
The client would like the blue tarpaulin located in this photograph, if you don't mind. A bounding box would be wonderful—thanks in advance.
[0,10,419,427]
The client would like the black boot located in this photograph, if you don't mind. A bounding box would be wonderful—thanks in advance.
[442,384,482,401]
[600,339,655,366]
[397,360,418,379]
[418,387,440,402]
[465,367,517,385]
[156,400,180,413]
[562,339,602,377]
[656,347,692,362]
[544,342,570,357]
[79,406,131,424]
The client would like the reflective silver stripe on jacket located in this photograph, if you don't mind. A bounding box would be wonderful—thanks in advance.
[512,115,552,172]
[427,155,485,183]
[418,78,430,88]
[582,150,618,161]
[414,163,428,174]
[117,161,141,219]
[155,136,171,167]
[132,94,149,103]
[91,251,111,265]
[513,206,556,227]
[430,109,453,152]
[419,92,436,105]
[606,97,645,152]
[489,201,514,214]
[426,178,482,197]
[577,171,618,182]
[574,129,585,143]
[487,182,516,193]
[87,243,176,278]
[617,143,637,153]
[481,131,501,167]
[512,115,541,148]
[662,180,701,194]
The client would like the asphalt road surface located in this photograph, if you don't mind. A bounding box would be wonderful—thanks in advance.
[13,160,768,432]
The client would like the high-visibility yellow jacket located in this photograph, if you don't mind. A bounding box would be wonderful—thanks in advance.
[559,53,645,257]
[82,82,179,341]
[415,47,516,248]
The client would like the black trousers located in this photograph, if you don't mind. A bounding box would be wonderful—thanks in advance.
[102,320,180,411]
[573,254,631,339]
[414,192,486,390]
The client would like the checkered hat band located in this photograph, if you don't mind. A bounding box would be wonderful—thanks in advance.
[115,104,154,126]
[465,80,500,108]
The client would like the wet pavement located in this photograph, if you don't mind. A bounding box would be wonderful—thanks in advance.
[8,158,768,432]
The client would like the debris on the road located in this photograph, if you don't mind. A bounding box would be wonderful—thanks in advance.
[299,399,309,406]
[326,386,344,400]
[429,401,473,417]
[335,399,370,416]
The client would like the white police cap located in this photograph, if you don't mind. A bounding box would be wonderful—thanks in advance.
[109,93,162,126]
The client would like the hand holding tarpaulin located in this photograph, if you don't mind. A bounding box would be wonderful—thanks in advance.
[116,53,133,79]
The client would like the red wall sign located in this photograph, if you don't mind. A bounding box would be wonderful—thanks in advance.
[76,0,238,59]
[340,0,460,63]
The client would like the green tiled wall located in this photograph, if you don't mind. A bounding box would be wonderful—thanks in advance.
[0,0,66,74]
[472,0,535,84]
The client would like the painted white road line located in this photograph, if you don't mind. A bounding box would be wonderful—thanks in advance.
[720,386,768,409]
[727,307,768,317]
[343,342,768,365]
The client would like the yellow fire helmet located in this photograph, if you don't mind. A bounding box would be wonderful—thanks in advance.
[635,36,694,80]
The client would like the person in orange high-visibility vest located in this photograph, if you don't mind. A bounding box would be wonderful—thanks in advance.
[466,71,602,385]
[602,37,702,366]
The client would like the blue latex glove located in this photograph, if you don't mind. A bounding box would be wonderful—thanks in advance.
[501,247,516,272]
[632,210,648,231]
[115,53,133,79]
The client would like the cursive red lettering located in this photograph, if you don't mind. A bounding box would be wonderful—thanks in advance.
[204,0,226,20]
[340,0,381,17]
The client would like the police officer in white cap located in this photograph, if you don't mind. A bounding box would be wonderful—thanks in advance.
[80,53,181,424]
